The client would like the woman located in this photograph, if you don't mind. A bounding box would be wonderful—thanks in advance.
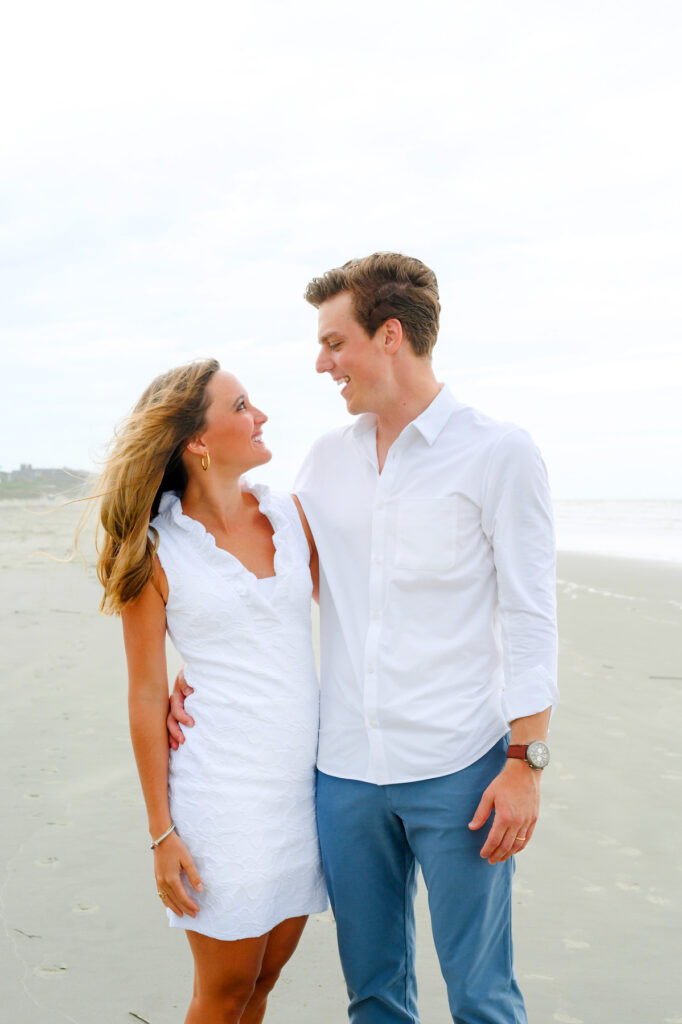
[95,358,328,1023]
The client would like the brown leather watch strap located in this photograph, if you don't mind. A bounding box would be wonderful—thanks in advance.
[506,744,529,760]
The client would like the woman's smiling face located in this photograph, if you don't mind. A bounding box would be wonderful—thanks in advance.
[194,370,272,474]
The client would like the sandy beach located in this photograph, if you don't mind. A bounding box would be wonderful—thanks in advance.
[2,498,681,1024]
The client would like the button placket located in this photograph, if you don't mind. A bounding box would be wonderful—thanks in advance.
[364,468,393,778]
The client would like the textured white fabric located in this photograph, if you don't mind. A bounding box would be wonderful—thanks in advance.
[151,483,328,940]
[295,385,558,786]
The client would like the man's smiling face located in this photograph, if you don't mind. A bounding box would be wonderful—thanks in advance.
[315,291,384,416]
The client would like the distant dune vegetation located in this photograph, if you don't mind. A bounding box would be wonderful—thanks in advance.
[0,465,91,500]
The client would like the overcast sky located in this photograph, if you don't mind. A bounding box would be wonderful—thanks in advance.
[2,0,680,498]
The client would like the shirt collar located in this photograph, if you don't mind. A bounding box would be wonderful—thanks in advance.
[350,385,458,447]
[408,384,459,446]
[350,413,378,438]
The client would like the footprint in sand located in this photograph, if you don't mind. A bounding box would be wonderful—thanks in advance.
[35,857,59,867]
[583,884,605,893]
[615,880,640,892]
[73,903,99,913]
[35,965,68,976]
[512,880,534,896]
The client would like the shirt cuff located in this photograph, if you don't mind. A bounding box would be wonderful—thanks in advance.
[501,665,559,726]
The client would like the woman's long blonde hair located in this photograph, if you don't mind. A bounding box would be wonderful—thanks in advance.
[94,358,219,615]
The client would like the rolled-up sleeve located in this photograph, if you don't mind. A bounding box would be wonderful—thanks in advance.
[481,428,559,724]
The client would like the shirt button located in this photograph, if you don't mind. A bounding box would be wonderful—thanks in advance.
[368,718,378,729]
[367,664,375,674]
[376,501,384,511]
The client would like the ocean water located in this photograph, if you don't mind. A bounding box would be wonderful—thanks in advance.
[2,496,680,565]
[553,500,682,564]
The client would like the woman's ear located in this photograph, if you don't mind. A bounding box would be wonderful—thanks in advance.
[184,436,207,457]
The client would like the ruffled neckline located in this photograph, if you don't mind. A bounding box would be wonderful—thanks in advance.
[156,481,291,591]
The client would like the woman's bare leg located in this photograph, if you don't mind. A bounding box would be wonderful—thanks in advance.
[184,916,308,1024]
[240,916,308,1024]
[185,930,269,1024]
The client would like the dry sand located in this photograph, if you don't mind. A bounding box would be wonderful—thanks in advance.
[2,499,681,1024]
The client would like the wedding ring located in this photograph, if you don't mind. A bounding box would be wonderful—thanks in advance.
[157,891,167,900]
[514,835,527,842]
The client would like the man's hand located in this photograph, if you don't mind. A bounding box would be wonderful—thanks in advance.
[167,669,195,750]
[468,759,542,864]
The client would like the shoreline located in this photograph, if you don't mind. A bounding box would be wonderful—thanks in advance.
[557,549,682,597]
[4,494,682,567]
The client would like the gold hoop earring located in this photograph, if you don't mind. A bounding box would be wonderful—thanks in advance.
[201,451,210,471]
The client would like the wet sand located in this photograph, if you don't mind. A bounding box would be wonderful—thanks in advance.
[2,499,681,1023]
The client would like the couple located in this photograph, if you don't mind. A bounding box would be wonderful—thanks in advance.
[97,253,558,1024]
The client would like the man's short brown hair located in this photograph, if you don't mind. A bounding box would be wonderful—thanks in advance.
[304,252,440,357]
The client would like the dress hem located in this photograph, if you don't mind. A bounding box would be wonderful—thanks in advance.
[167,896,330,941]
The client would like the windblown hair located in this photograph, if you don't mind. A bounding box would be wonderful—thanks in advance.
[304,252,441,357]
[93,358,219,615]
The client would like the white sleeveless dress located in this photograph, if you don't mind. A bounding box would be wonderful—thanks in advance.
[151,483,328,940]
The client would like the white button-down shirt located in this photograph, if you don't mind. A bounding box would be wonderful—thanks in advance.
[295,386,558,785]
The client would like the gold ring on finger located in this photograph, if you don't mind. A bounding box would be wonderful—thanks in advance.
[514,835,527,842]
[157,891,167,899]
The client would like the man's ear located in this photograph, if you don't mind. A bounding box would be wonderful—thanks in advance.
[382,317,404,355]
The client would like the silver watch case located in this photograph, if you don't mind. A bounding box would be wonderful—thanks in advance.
[526,740,550,769]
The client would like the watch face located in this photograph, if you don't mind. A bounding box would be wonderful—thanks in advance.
[526,741,550,769]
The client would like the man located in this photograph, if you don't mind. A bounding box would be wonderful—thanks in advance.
[173,253,558,1023]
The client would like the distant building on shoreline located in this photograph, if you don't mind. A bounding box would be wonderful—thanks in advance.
[0,464,90,497]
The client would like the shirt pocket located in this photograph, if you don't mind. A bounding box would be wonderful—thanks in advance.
[395,497,458,572]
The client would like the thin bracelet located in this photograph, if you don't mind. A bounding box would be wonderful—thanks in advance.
[150,823,176,849]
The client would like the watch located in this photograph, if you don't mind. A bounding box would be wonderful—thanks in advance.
[506,740,550,770]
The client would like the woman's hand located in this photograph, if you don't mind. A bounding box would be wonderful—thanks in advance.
[153,832,204,918]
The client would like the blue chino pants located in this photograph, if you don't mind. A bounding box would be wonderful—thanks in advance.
[316,739,527,1024]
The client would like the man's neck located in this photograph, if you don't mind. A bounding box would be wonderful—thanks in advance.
[374,375,442,469]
